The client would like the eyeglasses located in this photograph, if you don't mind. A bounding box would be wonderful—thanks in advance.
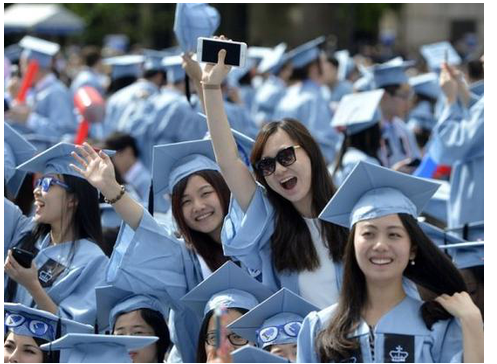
[393,91,414,100]
[34,176,72,192]
[206,331,249,347]
[256,321,302,344]
[254,146,301,177]
[5,313,54,339]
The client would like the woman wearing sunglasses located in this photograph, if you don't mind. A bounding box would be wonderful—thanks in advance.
[4,142,109,326]
[182,37,348,310]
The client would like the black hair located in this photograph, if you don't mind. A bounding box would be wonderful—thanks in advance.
[108,76,137,95]
[81,46,102,68]
[195,308,249,363]
[5,174,104,302]
[113,308,171,363]
[103,132,140,158]
[316,213,467,362]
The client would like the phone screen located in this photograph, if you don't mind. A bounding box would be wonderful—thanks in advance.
[201,39,241,67]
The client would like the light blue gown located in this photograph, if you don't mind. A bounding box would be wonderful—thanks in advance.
[379,117,422,167]
[273,80,342,163]
[297,295,463,363]
[429,96,484,229]
[4,199,109,325]
[252,75,287,125]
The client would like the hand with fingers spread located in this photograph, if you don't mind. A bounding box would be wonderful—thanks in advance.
[435,291,482,322]
[4,250,39,292]
[202,35,232,87]
[70,142,119,196]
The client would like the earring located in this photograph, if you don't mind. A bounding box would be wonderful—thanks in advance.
[410,259,415,266]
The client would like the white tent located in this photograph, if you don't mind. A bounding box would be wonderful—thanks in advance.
[4,4,85,35]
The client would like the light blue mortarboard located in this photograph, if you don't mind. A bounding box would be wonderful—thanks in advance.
[438,241,484,270]
[470,80,484,97]
[319,161,441,228]
[445,220,484,242]
[173,3,220,53]
[40,333,158,363]
[287,36,326,69]
[180,261,274,321]
[408,72,441,100]
[16,142,115,179]
[420,41,462,72]
[418,220,465,247]
[334,49,355,81]
[4,303,93,342]
[228,288,318,348]
[103,55,144,80]
[232,346,289,363]
[19,35,60,68]
[152,138,219,197]
[257,43,288,74]
[95,285,169,332]
[4,122,37,197]
[372,60,415,88]
[331,89,384,135]
[162,55,186,83]
[199,112,255,168]
[142,49,168,72]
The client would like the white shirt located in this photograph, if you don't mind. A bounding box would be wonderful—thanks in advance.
[298,218,340,309]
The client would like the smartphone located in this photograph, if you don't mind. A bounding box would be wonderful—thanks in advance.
[197,37,247,68]
[11,247,35,268]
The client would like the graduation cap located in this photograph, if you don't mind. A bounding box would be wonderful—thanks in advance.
[103,55,145,80]
[162,55,186,84]
[5,43,23,63]
[16,142,115,179]
[407,101,436,131]
[4,122,37,197]
[408,72,441,100]
[228,288,318,348]
[142,49,168,72]
[257,43,288,75]
[331,89,384,135]
[287,36,326,69]
[180,261,274,321]
[173,3,220,53]
[232,346,290,363]
[4,303,93,342]
[438,241,484,270]
[319,161,441,228]
[372,60,415,88]
[19,36,60,68]
[469,80,484,97]
[39,333,158,363]
[353,64,374,92]
[420,41,462,72]
[95,285,169,333]
[418,220,465,247]
[445,220,484,242]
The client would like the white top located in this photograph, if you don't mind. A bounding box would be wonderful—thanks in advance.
[298,218,340,309]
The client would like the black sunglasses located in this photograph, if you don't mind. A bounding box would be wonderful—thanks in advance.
[255,145,301,177]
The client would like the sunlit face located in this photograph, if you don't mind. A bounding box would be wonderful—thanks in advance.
[114,310,158,363]
[204,309,252,355]
[354,214,415,284]
[33,174,75,226]
[4,332,44,363]
[260,129,313,211]
[268,343,298,362]
[181,175,225,239]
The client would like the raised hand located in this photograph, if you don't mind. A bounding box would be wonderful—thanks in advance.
[70,142,117,194]
[202,35,232,87]
[439,63,458,104]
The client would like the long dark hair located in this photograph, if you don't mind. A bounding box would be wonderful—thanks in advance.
[113,308,171,363]
[316,213,467,362]
[195,308,249,363]
[6,174,104,302]
[251,119,348,273]
[171,170,231,272]
[331,123,382,179]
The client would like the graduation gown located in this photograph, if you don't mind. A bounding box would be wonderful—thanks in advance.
[297,295,463,363]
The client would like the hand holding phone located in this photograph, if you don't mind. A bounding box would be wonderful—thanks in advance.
[11,247,35,269]
[197,37,247,68]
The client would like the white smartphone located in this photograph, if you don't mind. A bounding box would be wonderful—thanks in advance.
[197,37,247,68]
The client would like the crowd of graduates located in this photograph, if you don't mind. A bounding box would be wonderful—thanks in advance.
[4,3,484,363]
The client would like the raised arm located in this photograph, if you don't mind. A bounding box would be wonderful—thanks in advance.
[70,143,144,230]
[195,38,257,211]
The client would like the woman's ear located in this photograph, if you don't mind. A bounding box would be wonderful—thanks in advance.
[67,195,79,209]
[409,245,418,260]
